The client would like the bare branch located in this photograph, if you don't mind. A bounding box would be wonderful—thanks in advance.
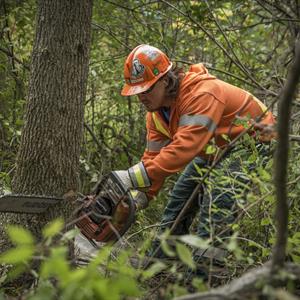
[159,0,277,96]
[272,40,300,270]
[0,46,30,70]
[91,22,132,50]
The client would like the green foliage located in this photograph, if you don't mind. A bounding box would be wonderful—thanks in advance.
[0,225,35,265]
[175,242,195,270]
[42,218,64,239]
[0,221,143,299]
[1,0,300,298]
[0,1,35,190]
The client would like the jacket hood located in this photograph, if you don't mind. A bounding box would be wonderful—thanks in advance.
[179,63,215,93]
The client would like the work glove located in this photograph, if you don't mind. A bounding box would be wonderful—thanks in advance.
[130,190,149,211]
[112,162,151,210]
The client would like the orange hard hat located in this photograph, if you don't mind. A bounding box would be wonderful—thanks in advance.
[121,45,172,96]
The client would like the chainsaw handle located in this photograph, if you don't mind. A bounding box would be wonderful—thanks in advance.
[115,194,136,239]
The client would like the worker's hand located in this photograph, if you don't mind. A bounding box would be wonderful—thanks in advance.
[112,162,151,191]
[130,190,149,211]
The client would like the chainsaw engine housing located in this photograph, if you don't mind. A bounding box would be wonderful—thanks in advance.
[76,173,135,243]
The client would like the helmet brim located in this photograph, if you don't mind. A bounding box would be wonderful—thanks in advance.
[121,78,157,96]
[121,63,173,96]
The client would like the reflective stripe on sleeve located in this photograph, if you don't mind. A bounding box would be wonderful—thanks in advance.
[146,139,171,152]
[128,162,151,188]
[179,114,217,132]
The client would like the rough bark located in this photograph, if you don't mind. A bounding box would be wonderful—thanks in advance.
[0,0,93,244]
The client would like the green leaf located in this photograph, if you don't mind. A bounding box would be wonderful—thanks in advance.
[179,235,210,249]
[6,264,27,282]
[61,228,80,242]
[192,277,206,292]
[258,168,271,181]
[27,280,56,300]
[172,284,188,297]
[291,254,300,263]
[40,259,70,284]
[262,248,271,258]
[221,134,230,142]
[142,261,166,279]
[67,268,86,283]
[248,153,257,163]
[205,145,216,154]
[113,276,140,297]
[176,242,195,269]
[248,240,265,250]
[6,225,34,245]
[161,240,176,257]
[261,218,270,226]
[42,218,64,238]
[0,246,34,264]
[292,232,300,240]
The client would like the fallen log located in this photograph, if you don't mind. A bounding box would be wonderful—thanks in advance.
[174,262,300,300]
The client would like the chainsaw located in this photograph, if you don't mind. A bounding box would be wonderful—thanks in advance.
[0,172,137,244]
[75,172,136,243]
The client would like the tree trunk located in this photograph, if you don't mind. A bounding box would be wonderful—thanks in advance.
[0,0,93,245]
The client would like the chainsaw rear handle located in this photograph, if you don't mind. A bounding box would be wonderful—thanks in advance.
[113,194,136,240]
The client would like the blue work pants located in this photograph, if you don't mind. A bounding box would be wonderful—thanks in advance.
[158,143,271,240]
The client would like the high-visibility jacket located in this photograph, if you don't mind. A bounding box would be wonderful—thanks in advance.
[140,64,275,199]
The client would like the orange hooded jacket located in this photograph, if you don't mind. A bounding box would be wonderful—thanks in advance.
[141,64,275,199]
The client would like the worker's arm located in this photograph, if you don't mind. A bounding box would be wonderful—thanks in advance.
[143,93,225,199]
[113,94,225,202]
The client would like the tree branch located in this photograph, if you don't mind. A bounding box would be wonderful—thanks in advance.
[159,0,277,96]
[0,46,30,70]
[272,40,300,270]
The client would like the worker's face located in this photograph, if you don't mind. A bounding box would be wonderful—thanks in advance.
[137,77,168,112]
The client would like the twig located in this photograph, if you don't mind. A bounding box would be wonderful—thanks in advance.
[159,0,277,96]
[125,221,173,241]
[91,22,132,50]
[0,46,30,70]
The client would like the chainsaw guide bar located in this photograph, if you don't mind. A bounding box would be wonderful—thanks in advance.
[0,194,63,214]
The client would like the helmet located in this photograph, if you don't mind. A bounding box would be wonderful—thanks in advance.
[121,45,172,96]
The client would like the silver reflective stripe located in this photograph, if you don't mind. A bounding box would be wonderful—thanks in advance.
[128,162,151,188]
[146,139,171,152]
[179,114,217,132]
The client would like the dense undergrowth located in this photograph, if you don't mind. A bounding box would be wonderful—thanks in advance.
[0,0,300,298]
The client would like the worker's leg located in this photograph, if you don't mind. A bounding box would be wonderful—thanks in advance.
[147,157,207,258]
[197,158,239,240]
[197,142,272,241]
[159,156,207,235]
